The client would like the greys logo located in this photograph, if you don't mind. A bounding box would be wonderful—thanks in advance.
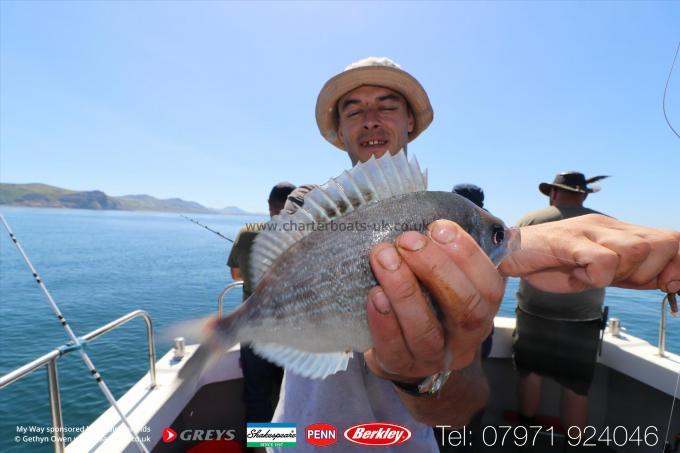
[162,427,236,442]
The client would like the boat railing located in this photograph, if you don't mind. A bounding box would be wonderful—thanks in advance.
[217,281,244,318]
[0,309,156,453]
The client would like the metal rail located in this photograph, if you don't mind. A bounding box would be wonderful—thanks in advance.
[81,310,156,387]
[0,310,156,453]
[217,281,244,318]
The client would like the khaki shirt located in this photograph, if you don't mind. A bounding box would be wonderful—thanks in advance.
[516,206,606,321]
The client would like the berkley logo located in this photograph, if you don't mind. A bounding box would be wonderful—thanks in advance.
[305,423,338,447]
[343,423,411,446]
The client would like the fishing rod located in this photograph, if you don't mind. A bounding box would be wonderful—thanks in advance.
[0,214,149,453]
[180,214,234,243]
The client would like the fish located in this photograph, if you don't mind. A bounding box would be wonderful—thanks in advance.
[179,150,519,381]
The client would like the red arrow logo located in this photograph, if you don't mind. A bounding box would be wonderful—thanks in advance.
[162,427,177,443]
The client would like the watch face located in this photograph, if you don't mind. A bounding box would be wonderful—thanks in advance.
[419,371,452,394]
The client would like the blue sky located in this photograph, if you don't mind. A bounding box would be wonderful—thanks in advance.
[1,1,679,228]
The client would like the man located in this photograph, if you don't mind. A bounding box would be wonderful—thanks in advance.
[270,57,680,451]
[228,181,296,423]
[452,183,485,211]
[513,172,609,429]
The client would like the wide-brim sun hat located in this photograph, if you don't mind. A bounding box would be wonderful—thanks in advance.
[539,172,610,196]
[316,57,433,150]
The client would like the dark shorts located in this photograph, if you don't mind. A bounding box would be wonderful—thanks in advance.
[512,308,602,396]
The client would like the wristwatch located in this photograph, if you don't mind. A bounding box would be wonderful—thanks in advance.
[391,370,452,396]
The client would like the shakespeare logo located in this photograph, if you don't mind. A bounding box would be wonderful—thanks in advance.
[247,423,296,448]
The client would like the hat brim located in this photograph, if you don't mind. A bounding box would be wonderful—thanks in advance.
[539,182,600,196]
[316,65,433,150]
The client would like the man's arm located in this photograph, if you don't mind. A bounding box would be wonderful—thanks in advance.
[364,220,503,425]
[396,355,488,427]
[227,230,243,281]
[500,214,680,293]
[366,348,489,427]
[364,216,680,426]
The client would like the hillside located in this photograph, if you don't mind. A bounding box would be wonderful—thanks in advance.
[0,183,256,214]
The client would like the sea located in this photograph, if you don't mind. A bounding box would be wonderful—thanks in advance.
[0,207,677,452]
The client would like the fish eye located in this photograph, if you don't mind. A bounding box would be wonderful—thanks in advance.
[492,224,505,246]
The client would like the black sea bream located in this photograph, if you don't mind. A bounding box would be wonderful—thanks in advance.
[180,150,518,380]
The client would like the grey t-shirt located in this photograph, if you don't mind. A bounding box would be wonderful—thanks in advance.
[270,356,439,452]
[515,205,606,321]
[270,185,438,452]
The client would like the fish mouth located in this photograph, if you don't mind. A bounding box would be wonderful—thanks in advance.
[489,227,522,267]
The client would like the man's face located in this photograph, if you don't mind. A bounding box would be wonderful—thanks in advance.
[336,85,414,165]
[549,187,587,207]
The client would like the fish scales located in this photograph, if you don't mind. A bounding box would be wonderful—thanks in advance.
[238,192,482,351]
[179,151,515,380]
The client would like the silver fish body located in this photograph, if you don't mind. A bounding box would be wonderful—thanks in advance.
[180,151,516,380]
[235,191,508,353]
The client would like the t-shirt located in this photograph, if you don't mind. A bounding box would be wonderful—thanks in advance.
[269,185,438,452]
[227,224,265,300]
[270,356,439,452]
[515,206,606,321]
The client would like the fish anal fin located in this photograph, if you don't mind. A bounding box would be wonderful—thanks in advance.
[251,342,352,379]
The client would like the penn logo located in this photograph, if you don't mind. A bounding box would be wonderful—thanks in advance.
[343,422,411,446]
[305,423,338,447]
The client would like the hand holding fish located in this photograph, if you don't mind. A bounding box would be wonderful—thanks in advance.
[178,152,514,388]
[180,151,678,418]
[499,214,680,294]
[364,220,504,382]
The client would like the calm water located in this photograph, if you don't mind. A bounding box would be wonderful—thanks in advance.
[0,207,677,452]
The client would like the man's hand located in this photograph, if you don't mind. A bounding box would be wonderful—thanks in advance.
[363,219,504,382]
[500,214,680,294]
[363,214,680,382]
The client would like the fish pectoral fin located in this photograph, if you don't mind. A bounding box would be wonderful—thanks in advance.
[251,342,352,379]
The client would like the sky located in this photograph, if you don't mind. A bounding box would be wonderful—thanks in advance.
[1,1,679,228]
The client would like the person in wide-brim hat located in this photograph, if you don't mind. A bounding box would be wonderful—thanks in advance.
[538,172,610,196]
[315,57,433,150]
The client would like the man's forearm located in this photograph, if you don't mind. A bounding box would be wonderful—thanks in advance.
[394,356,489,427]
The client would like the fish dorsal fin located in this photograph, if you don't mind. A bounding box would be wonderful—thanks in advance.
[249,149,426,287]
[252,342,353,379]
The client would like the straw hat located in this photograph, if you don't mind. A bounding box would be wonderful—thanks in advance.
[315,57,433,150]
[539,172,610,196]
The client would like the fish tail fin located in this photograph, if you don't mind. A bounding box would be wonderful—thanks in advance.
[177,307,245,381]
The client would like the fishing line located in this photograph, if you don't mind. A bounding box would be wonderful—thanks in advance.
[664,368,680,452]
[660,38,680,452]
[663,290,680,451]
[0,214,149,453]
[663,39,680,141]
[181,214,234,242]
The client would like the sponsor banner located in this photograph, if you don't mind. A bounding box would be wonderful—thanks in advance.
[344,422,411,446]
[305,423,338,447]
[247,423,297,448]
